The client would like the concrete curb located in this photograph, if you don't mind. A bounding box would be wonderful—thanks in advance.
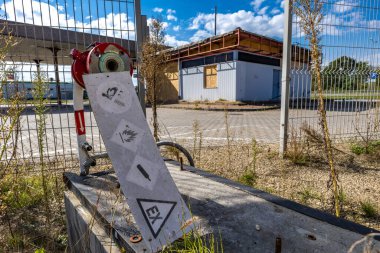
[159,105,280,112]
[168,161,380,238]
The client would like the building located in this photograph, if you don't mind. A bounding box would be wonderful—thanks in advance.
[162,28,311,103]
[2,81,74,100]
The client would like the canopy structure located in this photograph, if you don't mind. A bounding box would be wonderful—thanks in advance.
[0,19,141,104]
[0,19,137,65]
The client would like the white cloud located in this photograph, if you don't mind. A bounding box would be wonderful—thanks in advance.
[166,9,177,21]
[190,30,212,42]
[1,0,136,39]
[189,10,284,40]
[271,8,281,15]
[333,1,354,13]
[250,0,265,11]
[153,7,163,13]
[258,6,269,15]
[173,25,180,32]
[164,35,188,47]
[167,14,178,21]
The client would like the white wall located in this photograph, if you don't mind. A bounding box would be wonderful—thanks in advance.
[236,61,281,101]
[290,63,312,99]
[181,61,236,101]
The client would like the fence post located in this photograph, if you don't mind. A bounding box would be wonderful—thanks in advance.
[279,0,293,156]
[135,0,146,116]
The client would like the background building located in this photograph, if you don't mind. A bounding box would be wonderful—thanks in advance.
[163,28,311,103]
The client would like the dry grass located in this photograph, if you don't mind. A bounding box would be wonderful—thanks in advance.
[0,157,113,252]
[190,140,380,231]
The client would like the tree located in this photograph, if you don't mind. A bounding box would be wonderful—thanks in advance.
[295,0,341,217]
[322,56,371,90]
[140,18,167,141]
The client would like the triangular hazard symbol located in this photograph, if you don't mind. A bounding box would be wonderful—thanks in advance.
[137,198,177,238]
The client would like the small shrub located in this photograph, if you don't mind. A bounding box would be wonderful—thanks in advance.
[286,128,308,165]
[350,140,380,155]
[239,170,257,187]
[360,201,378,218]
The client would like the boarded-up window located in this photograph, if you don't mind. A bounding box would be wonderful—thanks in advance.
[165,72,179,92]
[204,65,217,89]
[166,72,178,81]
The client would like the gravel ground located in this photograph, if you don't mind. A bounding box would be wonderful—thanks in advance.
[167,140,380,231]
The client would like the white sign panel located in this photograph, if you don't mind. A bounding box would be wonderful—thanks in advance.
[83,72,194,252]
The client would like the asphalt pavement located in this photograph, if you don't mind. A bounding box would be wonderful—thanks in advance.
[2,106,377,160]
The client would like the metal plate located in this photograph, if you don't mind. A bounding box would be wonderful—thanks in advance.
[83,72,194,252]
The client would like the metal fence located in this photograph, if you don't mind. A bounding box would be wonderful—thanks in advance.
[1,0,380,170]
[0,0,139,170]
[286,0,380,143]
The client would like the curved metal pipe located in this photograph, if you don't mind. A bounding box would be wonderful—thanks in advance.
[157,141,195,167]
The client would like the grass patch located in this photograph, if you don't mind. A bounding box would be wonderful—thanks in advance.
[360,201,378,218]
[163,230,223,253]
[350,140,380,155]
[0,162,67,252]
[239,170,257,187]
[297,188,320,205]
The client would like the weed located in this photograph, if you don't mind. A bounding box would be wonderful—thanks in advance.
[360,201,378,218]
[239,139,260,187]
[6,233,24,249]
[350,140,380,155]
[286,127,308,165]
[298,188,319,205]
[192,120,203,165]
[239,170,257,187]
[163,230,223,253]
[224,107,232,170]
[295,0,341,217]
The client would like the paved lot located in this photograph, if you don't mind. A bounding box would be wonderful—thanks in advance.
[2,106,378,160]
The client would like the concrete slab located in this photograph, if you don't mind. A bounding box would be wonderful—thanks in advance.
[64,162,379,253]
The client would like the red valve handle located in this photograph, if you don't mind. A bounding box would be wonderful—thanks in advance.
[70,42,133,89]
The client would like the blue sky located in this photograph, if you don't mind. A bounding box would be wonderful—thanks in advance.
[141,0,285,46]
[1,0,380,75]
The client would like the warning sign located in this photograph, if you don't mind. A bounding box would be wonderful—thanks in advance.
[126,156,160,191]
[84,72,194,252]
[137,199,177,239]
[110,119,144,152]
[74,110,86,135]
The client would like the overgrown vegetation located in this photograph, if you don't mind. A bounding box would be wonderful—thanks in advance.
[239,139,259,186]
[294,0,341,217]
[163,229,223,253]
[140,18,167,142]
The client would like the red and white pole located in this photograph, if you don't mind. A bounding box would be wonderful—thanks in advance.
[70,43,132,175]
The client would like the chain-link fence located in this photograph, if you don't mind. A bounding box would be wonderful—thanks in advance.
[0,0,138,170]
[289,0,380,141]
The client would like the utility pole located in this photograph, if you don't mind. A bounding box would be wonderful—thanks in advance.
[279,0,292,156]
[214,5,217,36]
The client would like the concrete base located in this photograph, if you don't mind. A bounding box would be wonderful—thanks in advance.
[64,162,379,253]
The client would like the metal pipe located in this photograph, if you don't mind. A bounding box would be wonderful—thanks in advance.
[279,0,293,156]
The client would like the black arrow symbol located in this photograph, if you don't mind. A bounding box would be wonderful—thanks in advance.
[137,164,151,181]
